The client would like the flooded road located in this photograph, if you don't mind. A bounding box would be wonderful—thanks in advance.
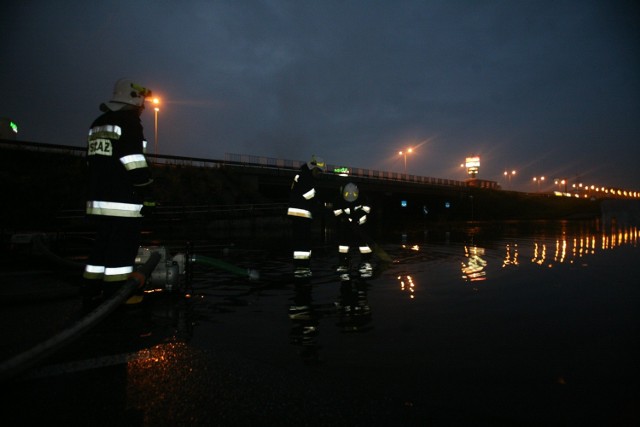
[3,219,639,426]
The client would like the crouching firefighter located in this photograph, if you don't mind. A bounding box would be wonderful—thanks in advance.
[333,182,373,279]
[287,155,326,278]
[81,78,156,309]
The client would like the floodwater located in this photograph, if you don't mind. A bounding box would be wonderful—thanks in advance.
[4,219,640,426]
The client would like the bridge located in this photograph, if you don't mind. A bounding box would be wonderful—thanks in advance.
[1,138,633,229]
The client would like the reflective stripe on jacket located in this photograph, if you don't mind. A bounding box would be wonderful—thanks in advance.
[86,200,143,218]
[287,164,318,219]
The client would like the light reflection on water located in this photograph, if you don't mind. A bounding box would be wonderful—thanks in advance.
[118,218,640,424]
[398,220,640,287]
[184,218,640,331]
[180,219,640,304]
[9,215,639,426]
[453,221,640,282]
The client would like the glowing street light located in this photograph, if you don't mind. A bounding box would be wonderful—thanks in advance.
[398,148,413,174]
[554,178,567,193]
[533,176,545,192]
[503,170,516,189]
[152,98,160,156]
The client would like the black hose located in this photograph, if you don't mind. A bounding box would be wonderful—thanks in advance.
[0,252,161,383]
[32,234,85,271]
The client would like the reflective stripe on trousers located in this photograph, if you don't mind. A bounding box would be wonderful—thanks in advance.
[293,250,311,260]
[83,264,134,282]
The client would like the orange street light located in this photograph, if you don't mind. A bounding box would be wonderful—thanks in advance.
[504,169,516,189]
[152,98,160,156]
[533,176,545,192]
[398,148,413,174]
[554,178,567,193]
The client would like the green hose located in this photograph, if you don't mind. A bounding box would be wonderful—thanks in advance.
[190,254,259,280]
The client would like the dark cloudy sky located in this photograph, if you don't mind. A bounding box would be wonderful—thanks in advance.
[2,0,639,191]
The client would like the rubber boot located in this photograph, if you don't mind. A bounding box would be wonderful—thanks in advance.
[126,284,145,305]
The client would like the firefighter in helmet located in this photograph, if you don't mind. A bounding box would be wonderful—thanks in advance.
[287,155,326,278]
[333,182,373,279]
[81,78,156,308]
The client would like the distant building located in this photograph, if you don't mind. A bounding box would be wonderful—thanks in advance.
[0,117,19,140]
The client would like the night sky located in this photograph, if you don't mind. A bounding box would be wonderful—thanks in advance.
[2,0,639,191]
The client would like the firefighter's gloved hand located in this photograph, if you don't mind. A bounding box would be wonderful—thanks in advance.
[141,200,156,217]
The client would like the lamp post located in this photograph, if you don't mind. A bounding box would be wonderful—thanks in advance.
[503,170,516,189]
[554,178,567,193]
[533,176,545,193]
[153,98,160,156]
[398,148,413,174]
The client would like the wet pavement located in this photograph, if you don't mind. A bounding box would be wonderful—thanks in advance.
[1,220,639,426]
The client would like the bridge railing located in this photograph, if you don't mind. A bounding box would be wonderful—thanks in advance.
[223,152,469,188]
[6,139,637,198]
[2,138,472,189]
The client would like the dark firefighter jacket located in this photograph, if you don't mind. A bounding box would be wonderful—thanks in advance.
[287,164,319,219]
[333,197,371,227]
[86,108,153,218]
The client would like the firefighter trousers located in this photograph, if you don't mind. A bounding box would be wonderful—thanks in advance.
[82,215,141,297]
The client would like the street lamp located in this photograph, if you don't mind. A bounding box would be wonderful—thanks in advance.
[503,170,516,189]
[398,148,413,174]
[152,98,160,156]
[533,176,545,192]
[554,178,567,193]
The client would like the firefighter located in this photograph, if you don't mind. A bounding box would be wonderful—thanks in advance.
[333,182,373,279]
[287,155,326,278]
[81,78,156,308]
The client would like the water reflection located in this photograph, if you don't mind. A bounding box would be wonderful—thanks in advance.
[393,220,640,287]
[554,239,567,263]
[601,224,639,250]
[522,223,639,267]
[531,242,547,265]
[126,342,211,423]
[461,245,487,282]
[397,274,416,299]
[288,282,320,364]
[288,278,372,364]
[502,243,519,267]
[23,218,638,424]
[335,279,372,333]
[454,222,640,275]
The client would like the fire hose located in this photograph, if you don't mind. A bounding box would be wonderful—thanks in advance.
[189,254,260,280]
[0,251,161,383]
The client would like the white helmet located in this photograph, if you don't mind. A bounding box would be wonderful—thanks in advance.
[103,78,152,111]
[307,154,326,172]
[342,182,359,202]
